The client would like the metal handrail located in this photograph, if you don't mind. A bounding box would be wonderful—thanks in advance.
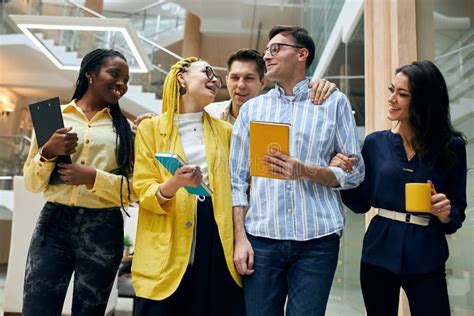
[435,43,474,61]
[137,34,181,60]
[0,134,31,143]
[67,0,106,19]
[66,0,227,73]
[127,0,167,16]
[152,64,169,75]
[68,0,182,62]
[0,135,31,180]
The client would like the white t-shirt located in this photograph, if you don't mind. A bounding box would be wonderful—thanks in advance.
[175,112,208,183]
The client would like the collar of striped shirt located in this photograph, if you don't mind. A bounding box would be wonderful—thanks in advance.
[273,79,309,98]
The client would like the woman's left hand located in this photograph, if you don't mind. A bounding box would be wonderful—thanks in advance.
[429,180,451,224]
[329,153,357,173]
[58,163,97,186]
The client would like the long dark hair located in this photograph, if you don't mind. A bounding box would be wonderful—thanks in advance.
[71,48,134,206]
[396,60,466,167]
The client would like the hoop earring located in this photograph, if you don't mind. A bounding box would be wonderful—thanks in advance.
[179,85,186,95]
[89,78,93,84]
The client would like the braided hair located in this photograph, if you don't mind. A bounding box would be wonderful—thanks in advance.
[71,48,134,208]
[161,56,199,144]
[161,57,228,170]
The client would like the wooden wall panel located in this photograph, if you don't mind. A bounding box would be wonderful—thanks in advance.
[364,1,418,314]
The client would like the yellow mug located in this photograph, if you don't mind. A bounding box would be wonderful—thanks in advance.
[405,183,432,213]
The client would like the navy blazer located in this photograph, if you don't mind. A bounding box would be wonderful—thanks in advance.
[341,130,467,274]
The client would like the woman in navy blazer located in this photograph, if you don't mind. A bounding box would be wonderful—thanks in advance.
[330,60,467,316]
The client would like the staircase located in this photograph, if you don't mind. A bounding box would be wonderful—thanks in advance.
[437,27,474,127]
[32,31,163,115]
[2,0,185,116]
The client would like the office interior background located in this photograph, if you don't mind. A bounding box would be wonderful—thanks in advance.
[0,0,472,315]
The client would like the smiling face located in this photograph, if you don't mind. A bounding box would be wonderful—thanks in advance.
[178,61,220,109]
[226,60,265,108]
[387,72,412,123]
[263,33,303,83]
[87,56,129,104]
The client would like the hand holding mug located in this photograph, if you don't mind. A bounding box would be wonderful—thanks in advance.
[428,180,451,224]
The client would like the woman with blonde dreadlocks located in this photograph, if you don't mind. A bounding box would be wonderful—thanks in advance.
[132,57,245,315]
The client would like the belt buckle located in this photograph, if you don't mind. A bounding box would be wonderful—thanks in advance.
[405,214,411,223]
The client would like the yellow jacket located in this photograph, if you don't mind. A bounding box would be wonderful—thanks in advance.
[132,112,241,300]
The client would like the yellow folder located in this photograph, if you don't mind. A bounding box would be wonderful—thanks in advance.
[250,121,290,179]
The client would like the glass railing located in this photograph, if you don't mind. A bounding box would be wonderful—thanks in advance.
[303,0,345,75]
[121,2,185,43]
[1,0,185,36]
[0,135,31,190]
[434,25,474,316]
[436,27,474,105]
[130,37,179,94]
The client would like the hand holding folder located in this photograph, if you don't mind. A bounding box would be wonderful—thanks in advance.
[29,97,73,184]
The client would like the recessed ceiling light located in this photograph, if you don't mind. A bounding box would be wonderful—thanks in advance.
[10,15,152,73]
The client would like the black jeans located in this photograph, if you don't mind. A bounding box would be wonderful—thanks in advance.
[23,202,124,316]
[360,261,450,316]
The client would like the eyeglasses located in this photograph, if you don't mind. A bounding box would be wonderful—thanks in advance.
[204,66,223,88]
[263,43,304,56]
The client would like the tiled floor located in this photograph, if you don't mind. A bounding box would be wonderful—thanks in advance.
[0,262,362,316]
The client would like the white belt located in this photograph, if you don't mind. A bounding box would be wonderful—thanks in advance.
[377,208,430,227]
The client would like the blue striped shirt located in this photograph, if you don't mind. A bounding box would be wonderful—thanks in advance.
[230,79,365,240]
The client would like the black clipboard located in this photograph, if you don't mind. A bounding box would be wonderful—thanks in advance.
[29,97,72,184]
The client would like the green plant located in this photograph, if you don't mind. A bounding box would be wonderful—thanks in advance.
[123,234,133,248]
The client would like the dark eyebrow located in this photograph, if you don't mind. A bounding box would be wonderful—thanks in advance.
[108,67,129,80]
[107,67,121,72]
[390,83,409,93]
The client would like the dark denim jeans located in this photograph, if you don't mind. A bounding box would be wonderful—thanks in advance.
[243,233,340,316]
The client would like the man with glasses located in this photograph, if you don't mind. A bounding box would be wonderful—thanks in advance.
[206,49,336,124]
[230,25,364,316]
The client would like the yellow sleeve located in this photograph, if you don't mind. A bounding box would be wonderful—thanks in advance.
[87,169,138,205]
[132,118,172,215]
[22,132,56,193]
[225,122,232,146]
